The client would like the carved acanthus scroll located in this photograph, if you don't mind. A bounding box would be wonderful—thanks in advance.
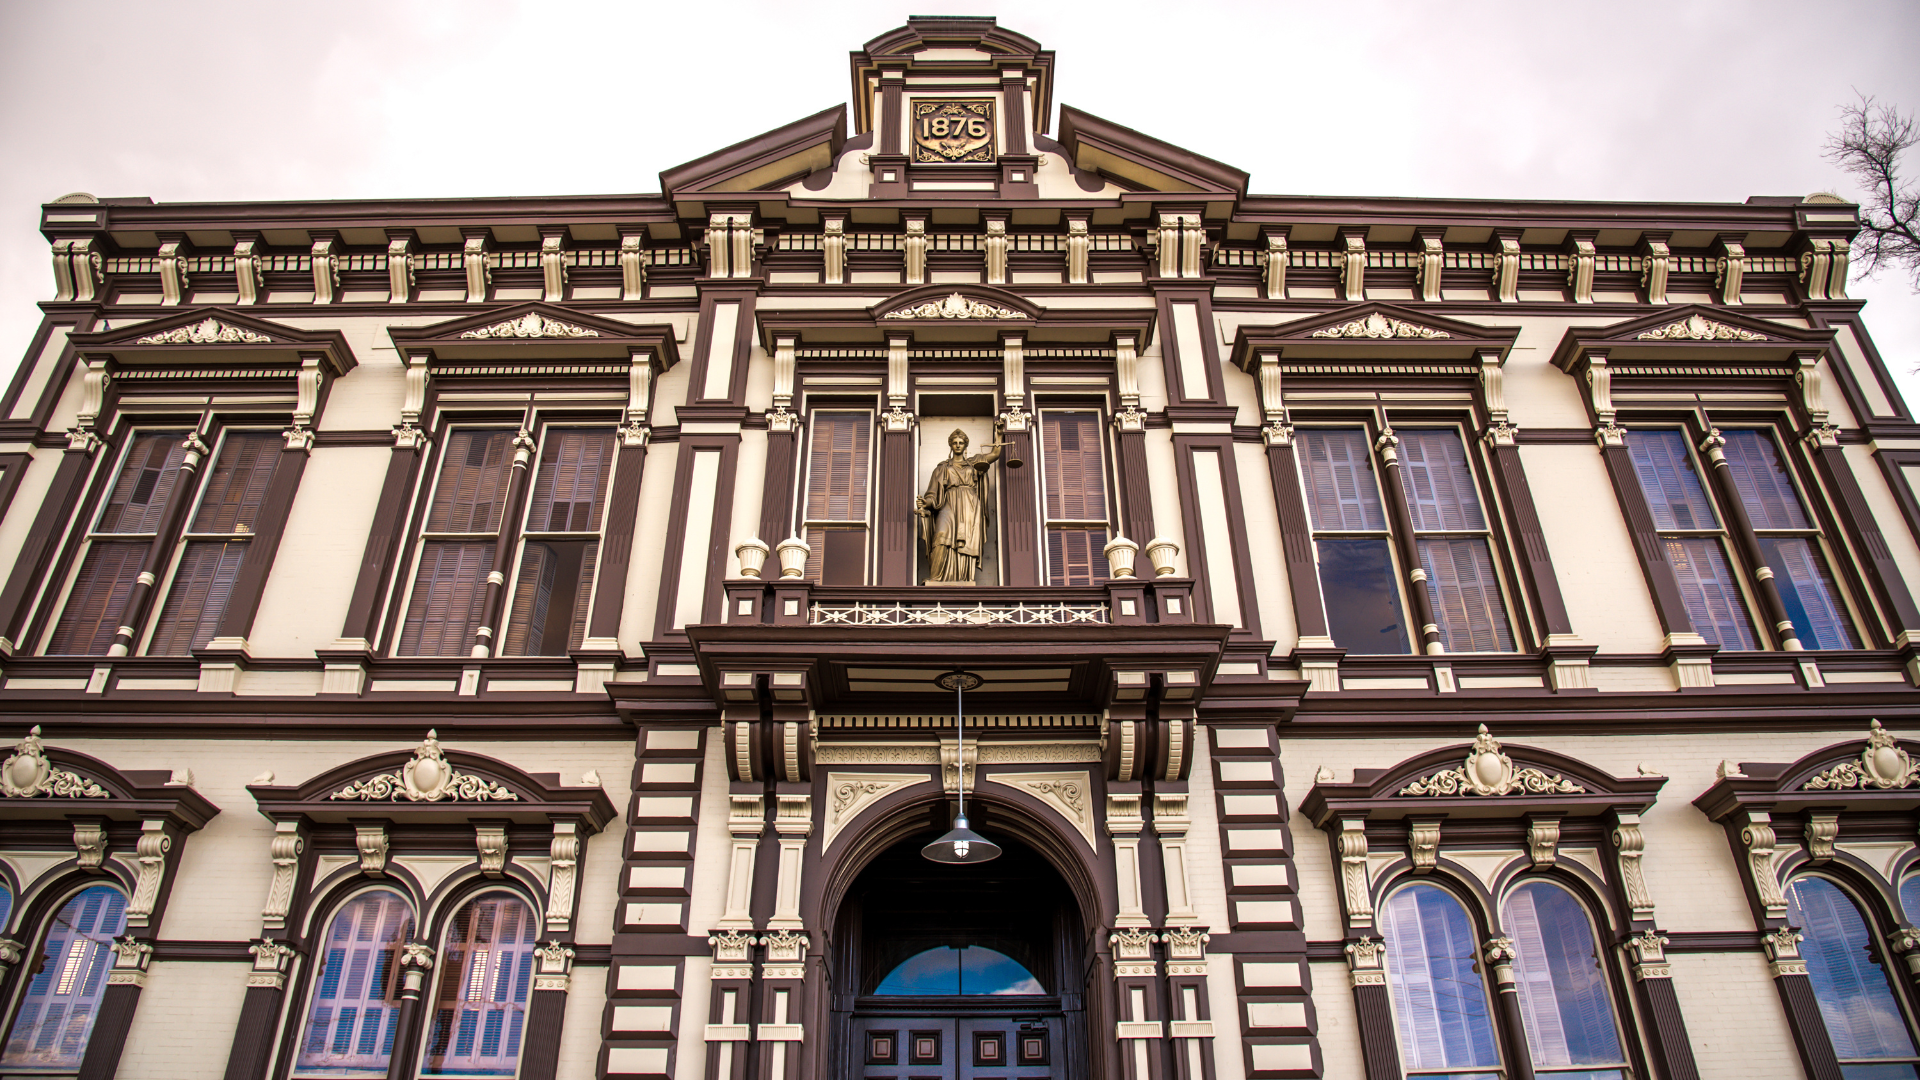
[1397,725,1584,797]
[330,730,519,802]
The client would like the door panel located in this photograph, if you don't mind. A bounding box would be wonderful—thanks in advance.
[853,1016,1060,1080]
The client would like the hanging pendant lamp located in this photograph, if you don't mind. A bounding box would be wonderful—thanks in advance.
[922,669,1002,864]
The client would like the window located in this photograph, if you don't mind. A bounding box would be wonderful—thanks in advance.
[1625,428,1759,650]
[801,410,873,585]
[1786,876,1920,1077]
[46,430,191,654]
[1,885,128,1070]
[294,890,414,1079]
[1503,881,1629,1079]
[1379,883,1502,1078]
[1722,429,1858,650]
[1297,427,1410,653]
[148,429,283,654]
[399,428,516,657]
[421,892,535,1077]
[502,428,615,655]
[1396,430,1513,652]
[1902,875,1920,926]
[1039,411,1111,587]
[875,947,1044,996]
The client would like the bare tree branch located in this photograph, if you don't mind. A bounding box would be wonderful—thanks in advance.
[1825,92,1920,291]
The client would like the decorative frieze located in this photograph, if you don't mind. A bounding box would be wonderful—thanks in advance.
[1311,312,1450,340]
[1803,720,1918,790]
[882,292,1020,320]
[460,311,600,339]
[1634,313,1767,342]
[3,726,109,798]
[330,730,519,802]
[1397,726,1585,797]
[135,317,272,345]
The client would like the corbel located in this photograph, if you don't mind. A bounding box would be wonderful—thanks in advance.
[882,334,913,431]
[124,819,172,928]
[310,232,340,305]
[157,235,189,306]
[533,941,575,992]
[1612,812,1656,919]
[1826,237,1851,299]
[286,353,325,451]
[1492,230,1522,303]
[822,216,846,284]
[1799,237,1833,301]
[731,213,755,279]
[717,793,763,929]
[108,937,155,990]
[1478,350,1516,447]
[1566,232,1597,304]
[1715,234,1747,306]
[939,741,977,794]
[1255,350,1290,446]
[1624,929,1671,981]
[1804,812,1838,863]
[1763,926,1806,978]
[540,227,568,302]
[624,347,655,447]
[394,350,431,449]
[1000,333,1028,431]
[984,216,1008,284]
[705,214,732,277]
[1263,227,1290,299]
[233,234,264,305]
[1639,233,1671,305]
[904,216,927,285]
[1338,817,1373,929]
[1344,936,1385,988]
[1339,228,1367,302]
[73,819,106,872]
[71,237,102,302]
[261,819,305,931]
[1793,351,1839,448]
[72,353,110,435]
[1113,333,1145,432]
[1407,817,1441,873]
[1582,349,1624,448]
[50,238,77,301]
[619,228,647,300]
[1154,213,1181,278]
[386,230,415,304]
[355,823,390,876]
[1416,228,1444,302]
[1067,216,1090,284]
[767,335,798,433]
[462,228,492,303]
[1739,810,1787,918]
[247,940,298,991]
[545,822,578,933]
[1526,815,1560,869]
[1181,214,1206,278]
[475,823,508,877]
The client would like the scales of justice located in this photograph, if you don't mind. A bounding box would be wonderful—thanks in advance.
[915,425,1021,586]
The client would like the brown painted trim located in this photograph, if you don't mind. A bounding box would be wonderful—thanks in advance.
[1818,443,1920,640]
[212,442,309,644]
[311,430,399,448]
[686,290,759,406]
[336,442,426,646]
[518,988,568,1080]
[1263,441,1329,643]
[75,982,142,1080]
[1170,435,1262,637]
[758,427,798,550]
[1661,930,1765,952]
[1598,442,1696,638]
[0,452,34,533]
[1776,971,1846,1080]
[651,435,742,637]
[1114,427,1155,551]
[1486,441,1575,639]
[0,313,93,433]
[1375,441,1444,654]
[1349,980,1402,1080]
[0,445,97,649]
[1634,975,1703,1080]
[589,441,650,643]
[220,983,285,1080]
[1001,426,1039,586]
[1155,289,1225,407]
[877,427,914,587]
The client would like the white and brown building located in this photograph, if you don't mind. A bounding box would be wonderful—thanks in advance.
[1,16,1918,1080]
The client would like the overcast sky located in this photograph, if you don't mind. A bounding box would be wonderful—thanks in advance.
[2,0,1916,402]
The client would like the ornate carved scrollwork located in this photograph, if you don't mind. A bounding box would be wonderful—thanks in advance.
[1408,819,1441,874]
[1310,312,1451,339]
[1338,819,1373,929]
[330,730,519,802]
[262,821,304,929]
[125,820,172,926]
[1741,812,1787,917]
[459,312,599,339]
[1344,936,1386,987]
[3,727,110,799]
[881,292,1021,320]
[1803,720,1920,790]
[546,823,578,933]
[1634,313,1766,342]
[1398,725,1585,797]
[135,317,271,345]
[1613,813,1656,919]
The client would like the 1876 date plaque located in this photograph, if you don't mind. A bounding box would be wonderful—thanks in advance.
[911,99,996,163]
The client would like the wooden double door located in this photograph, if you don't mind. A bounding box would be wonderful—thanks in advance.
[851,1012,1063,1080]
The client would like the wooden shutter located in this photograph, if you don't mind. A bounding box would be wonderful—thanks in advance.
[3,885,127,1069]
[296,891,413,1073]
[1418,537,1513,652]
[503,542,557,656]
[189,431,280,533]
[427,429,515,534]
[96,431,191,534]
[806,412,871,522]
[1663,537,1756,649]
[1625,430,1719,532]
[1397,431,1486,532]
[1046,528,1110,587]
[46,541,147,654]
[1297,429,1387,531]
[1042,413,1107,521]
[398,541,494,656]
[1722,430,1811,531]
[147,541,248,655]
[422,894,535,1074]
[1761,537,1858,650]
[525,429,616,533]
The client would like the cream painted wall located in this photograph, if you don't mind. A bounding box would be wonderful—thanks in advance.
[1668,951,1802,1078]
[246,445,388,657]
[1519,442,1668,653]
[1449,313,1620,430]
[1233,441,1296,649]
[1144,428,1189,577]
[682,735,735,940]
[272,314,445,433]
[0,445,59,572]
[41,353,89,435]
[1847,443,1920,637]
[621,441,680,648]
[116,960,250,1079]
[1183,738,1233,931]
[1306,960,1364,1079]
[6,325,69,422]
[557,959,612,1080]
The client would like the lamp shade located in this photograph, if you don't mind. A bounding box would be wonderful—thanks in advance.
[920,816,1002,864]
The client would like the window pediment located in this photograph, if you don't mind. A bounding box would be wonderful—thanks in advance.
[70,308,355,378]
[1231,303,1518,370]
[869,284,1040,324]
[0,724,218,829]
[1696,720,1920,821]
[1549,303,1833,372]
[387,302,682,366]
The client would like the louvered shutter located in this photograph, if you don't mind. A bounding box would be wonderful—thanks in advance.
[1760,537,1858,649]
[1045,527,1110,587]
[47,542,148,654]
[502,542,557,656]
[1297,429,1387,531]
[1626,430,1719,531]
[427,430,515,534]
[1419,537,1513,652]
[1722,430,1810,530]
[1397,431,1486,532]
[189,431,280,533]
[1663,538,1756,649]
[422,895,535,1074]
[96,432,191,534]
[805,413,871,522]
[567,541,598,650]
[1042,413,1107,521]
[148,541,248,655]
[525,430,615,533]
[398,541,494,656]
[296,891,414,1074]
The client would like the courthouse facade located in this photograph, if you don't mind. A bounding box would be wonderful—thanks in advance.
[5,16,1920,1080]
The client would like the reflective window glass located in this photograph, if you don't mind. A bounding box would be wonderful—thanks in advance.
[421,892,536,1076]
[0,885,127,1070]
[293,890,414,1078]
[875,946,1044,996]
[1504,881,1628,1078]
[1787,877,1920,1076]
[1380,883,1501,1078]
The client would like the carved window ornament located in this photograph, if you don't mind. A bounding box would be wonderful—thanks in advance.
[1802,720,1919,790]
[459,311,600,339]
[3,726,109,799]
[330,730,520,803]
[1309,311,1452,340]
[1398,725,1586,797]
[1634,313,1768,342]
[134,316,273,345]
[882,292,1023,320]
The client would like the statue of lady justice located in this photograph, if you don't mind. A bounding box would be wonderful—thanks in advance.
[916,427,1007,584]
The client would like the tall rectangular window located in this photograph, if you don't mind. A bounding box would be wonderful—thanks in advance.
[398,428,516,657]
[148,430,282,655]
[47,430,192,654]
[1625,429,1758,650]
[1297,427,1410,654]
[1722,429,1858,650]
[502,428,616,655]
[1395,429,1514,652]
[802,411,872,585]
[1040,411,1111,586]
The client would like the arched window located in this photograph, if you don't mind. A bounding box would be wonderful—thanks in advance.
[421,891,536,1077]
[1786,876,1920,1072]
[0,884,127,1069]
[1900,874,1920,926]
[293,889,414,1078]
[1379,882,1502,1077]
[1503,880,1629,1078]
[0,882,12,935]
[875,946,1045,996]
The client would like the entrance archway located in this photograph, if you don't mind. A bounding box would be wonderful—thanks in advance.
[831,828,1092,1080]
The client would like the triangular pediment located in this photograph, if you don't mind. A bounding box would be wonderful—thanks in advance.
[1055,107,1248,198]
[387,303,682,368]
[1231,303,1518,371]
[70,308,355,377]
[869,284,1040,323]
[660,105,847,202]
[1550,304,1834,372]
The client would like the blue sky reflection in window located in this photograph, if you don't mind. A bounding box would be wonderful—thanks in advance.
[876,947,1043,995]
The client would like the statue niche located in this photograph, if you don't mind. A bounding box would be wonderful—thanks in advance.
[915,426,1011,585]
